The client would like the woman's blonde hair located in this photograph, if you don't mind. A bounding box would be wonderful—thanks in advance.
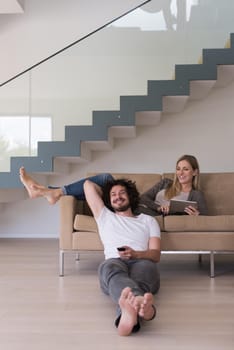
[165,154,200,199]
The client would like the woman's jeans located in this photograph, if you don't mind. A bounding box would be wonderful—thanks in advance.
[98,258,160,324]
[50,173,114,200]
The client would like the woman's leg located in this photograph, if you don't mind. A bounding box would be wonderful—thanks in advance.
[19,167,113,204]
[19,167,61,204]
[62,173,114,200]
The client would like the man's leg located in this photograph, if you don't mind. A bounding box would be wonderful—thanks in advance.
[98,258,151,335]
[98,258,144,303]
[117,287,139,336]
[116,288,157,336]
[129,259,160,295]
[128,259,159,321]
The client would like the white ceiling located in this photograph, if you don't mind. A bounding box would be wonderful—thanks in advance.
[0,0,24,13]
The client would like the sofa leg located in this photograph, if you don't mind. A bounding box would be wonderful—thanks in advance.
[59,250,65,277]
[210,251,215,278]
[198,253,202,263]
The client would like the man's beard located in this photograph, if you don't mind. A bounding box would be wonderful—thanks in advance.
[113,203,131,212]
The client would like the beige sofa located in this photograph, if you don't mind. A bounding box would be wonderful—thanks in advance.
[59,173,234,277]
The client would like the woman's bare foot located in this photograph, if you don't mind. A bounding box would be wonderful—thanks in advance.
[118,287,138,336]
[134,293,156,321]
[19,167,44,199]
[19,167,62,204]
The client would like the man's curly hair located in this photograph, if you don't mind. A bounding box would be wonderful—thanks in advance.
[102,178,140,212]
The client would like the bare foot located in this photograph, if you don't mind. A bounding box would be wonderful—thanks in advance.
[19,167,62,204]
[42,186,63,205]
[19,167,44,199]
[134,293,156,321]
[118,287,138,336]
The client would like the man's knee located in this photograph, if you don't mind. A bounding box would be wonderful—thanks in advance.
[99,259,125,278]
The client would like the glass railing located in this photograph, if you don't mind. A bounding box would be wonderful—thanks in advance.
[1,0,234,171]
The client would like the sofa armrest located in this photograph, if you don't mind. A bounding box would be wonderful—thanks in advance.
[59,195,84,250]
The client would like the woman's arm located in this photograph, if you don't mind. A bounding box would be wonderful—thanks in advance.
[188,190,208,215]
[139,178,172,212]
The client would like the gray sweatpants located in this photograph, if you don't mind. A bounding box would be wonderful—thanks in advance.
[98,258,160,329]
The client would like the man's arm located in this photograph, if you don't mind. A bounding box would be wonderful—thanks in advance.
[83,179,105,218]
[118,237,161,263]
[136,237,161,262]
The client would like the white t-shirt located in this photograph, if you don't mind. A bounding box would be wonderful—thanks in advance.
[96,207,161,260]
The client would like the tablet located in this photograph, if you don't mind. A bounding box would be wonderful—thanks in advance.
[169,199,198,214]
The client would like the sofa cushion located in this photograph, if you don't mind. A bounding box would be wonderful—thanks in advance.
[87,173,162,194]
[72,231,103,250]
[164,215,234,232]
[74,213,164,232]
[154,215,164,231]
[74,214,98,232]
[163,172,234,216]
[161,231,234,250]
[200,173,234,215]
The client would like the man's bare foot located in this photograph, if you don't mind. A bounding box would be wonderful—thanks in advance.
[118,287,138,336]
[19,167,62,204]
[134,293,156,321]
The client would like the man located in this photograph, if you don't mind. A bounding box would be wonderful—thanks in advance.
[19,168,161,335]
[83,177,161,336]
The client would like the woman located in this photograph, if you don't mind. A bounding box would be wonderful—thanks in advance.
[19,154,207,215]
[137,154,208,216]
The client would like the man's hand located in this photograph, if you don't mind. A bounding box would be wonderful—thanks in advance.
[117,246,135,260]
[117,241,160,263]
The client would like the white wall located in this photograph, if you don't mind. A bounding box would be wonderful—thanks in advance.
[0,0,143,83]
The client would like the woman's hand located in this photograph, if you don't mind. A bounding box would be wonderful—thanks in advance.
[158,205,170,216]
[184,205,200,216]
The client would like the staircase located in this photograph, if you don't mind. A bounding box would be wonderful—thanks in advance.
[1,33,234,190]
